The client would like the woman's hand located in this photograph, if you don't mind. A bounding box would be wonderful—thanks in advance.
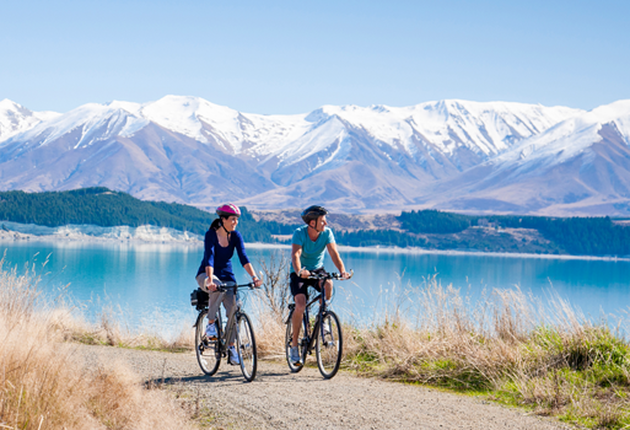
[205,277,218,292]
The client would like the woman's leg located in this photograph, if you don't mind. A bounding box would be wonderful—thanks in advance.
[197,273,223,323]
[222,289,238,345]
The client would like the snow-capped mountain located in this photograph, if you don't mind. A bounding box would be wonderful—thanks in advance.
[0,99,60,142]
[419,100,630,215]
[2,95,629,216]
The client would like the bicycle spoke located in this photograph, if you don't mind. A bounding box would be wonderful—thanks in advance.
[316,311,343,379]
[195,312,221,376]
[237,313,257,382]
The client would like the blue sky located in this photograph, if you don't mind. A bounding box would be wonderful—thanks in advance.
[1,0,629,114]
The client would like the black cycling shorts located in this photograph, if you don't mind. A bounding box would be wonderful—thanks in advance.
[290,267,327,298]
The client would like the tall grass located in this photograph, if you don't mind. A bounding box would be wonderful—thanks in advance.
[0,257,194,430]
[338,278,630,429]
[250,262,630,429]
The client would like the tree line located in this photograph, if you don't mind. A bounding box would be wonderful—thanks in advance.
[395,210,630,256]
[0,187,271,242]
[1,188,628,256]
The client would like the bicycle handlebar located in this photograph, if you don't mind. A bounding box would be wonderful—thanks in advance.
[307,269,354,281]
[214,282,257,292]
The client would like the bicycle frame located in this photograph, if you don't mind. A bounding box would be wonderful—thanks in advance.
[289,270,352,357]
[208,283,252,354]
[297,290,327,356]
[195,281,257,379]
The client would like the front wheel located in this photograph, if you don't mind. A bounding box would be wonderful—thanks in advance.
[195,311,221,376]
[316,310,342,379]
[236,312,257,382]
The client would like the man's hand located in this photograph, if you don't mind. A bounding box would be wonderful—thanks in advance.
[340,271,352,280]
[253,278,263,288]
[299,268,310,278]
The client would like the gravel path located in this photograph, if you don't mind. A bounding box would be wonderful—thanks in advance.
[75,344,572,430]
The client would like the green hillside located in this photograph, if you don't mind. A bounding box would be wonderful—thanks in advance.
[1,188,629,256]
[320,210,630,257]
[0,187,271,242]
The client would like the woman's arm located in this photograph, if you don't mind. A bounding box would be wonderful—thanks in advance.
[243,262,263,288]
[203,230,218,291]
[234,232,262,287]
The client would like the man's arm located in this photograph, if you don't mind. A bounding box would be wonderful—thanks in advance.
[292,243,307,278]
[327,242,350,278]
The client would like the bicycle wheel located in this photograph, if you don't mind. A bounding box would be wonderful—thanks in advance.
[236,312,257,382]
[195,311,221,376]
[285,311,305,373]
[316,310,342,379]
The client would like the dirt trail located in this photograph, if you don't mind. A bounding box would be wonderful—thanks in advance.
[76,344,571,430]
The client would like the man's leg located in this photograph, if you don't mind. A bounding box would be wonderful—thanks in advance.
[324,279,333,301]
[291,293,306,347]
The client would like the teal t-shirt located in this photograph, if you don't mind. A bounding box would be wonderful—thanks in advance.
[291,225,335,271]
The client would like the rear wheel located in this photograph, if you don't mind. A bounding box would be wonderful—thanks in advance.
[285,311,306,373]
[316,311,342,379]
[236,312,257,382]
[195,311,220,376]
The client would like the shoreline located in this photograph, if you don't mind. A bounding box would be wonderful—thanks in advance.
[1,221,628,262]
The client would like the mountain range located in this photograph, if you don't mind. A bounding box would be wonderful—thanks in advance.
[1,95,629,216]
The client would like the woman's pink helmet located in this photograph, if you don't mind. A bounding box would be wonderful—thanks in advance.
[216,203,241,218]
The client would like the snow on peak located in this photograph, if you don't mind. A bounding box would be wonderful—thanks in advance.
[400,99,584,156]
[285,100,582,158]
[0,99,61,144]
[490,99,630,172]
[140,95,243,148]
[1,96,603,170]
[8,102,148,148]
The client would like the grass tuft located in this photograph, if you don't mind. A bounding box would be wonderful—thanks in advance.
[0,256,194,430]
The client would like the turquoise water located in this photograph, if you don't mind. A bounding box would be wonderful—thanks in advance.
[2,240,630,337]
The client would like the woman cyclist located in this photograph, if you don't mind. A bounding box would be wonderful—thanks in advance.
[195,203,262,365]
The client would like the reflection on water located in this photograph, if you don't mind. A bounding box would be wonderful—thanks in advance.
[1,240,630,337]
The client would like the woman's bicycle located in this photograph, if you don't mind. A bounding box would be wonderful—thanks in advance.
[284,270,353,379]
[193,281,258,382]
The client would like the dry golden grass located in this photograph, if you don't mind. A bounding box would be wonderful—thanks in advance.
[337,278,630,429]
[242,266,630,428]
[0,258,195,430]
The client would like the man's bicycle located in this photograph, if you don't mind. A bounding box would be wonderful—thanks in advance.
[193,281,258,382]
[284,270,353,379]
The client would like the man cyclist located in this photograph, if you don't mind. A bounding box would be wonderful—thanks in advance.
[289,205,351,366]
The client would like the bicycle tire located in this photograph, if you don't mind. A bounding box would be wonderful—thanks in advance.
[195,310,221,376]
[236,312,257,382]
[316,310,343,379]
[285,311,305,373]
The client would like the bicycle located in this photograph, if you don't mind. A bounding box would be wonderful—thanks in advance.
[193,281,258,382]
[284,270,353,379]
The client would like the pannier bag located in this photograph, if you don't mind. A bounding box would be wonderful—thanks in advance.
[190,288,209,310]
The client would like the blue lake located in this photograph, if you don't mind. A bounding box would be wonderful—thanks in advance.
[1,240,629,338]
